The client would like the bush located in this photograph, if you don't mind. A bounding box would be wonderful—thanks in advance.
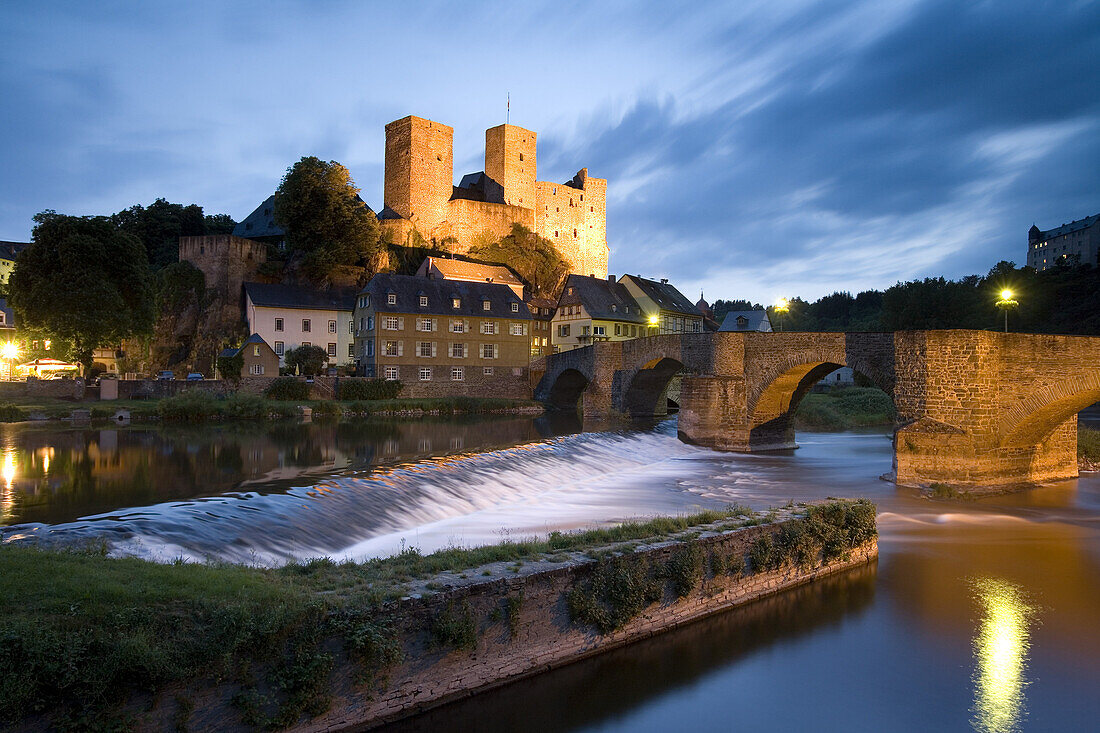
[264,377,310,401]
[665,545,704,598]
[216,353,243,383]
[430,601,477,652]
[567,555,663,634]
[222,392,267,420]
[0,403,26,422]
[336,379,402,401]
[1079,427,1100,463]
[157,391,220,422]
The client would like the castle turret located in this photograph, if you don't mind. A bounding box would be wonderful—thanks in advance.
[485,124,536,207]
[384,116,454,233]
[1028,224,1042,243]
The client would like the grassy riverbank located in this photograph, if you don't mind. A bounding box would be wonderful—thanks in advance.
[1080,426,1100,469]
[0,393,543,423]
[795,387,896,430]
[0,500,874,729]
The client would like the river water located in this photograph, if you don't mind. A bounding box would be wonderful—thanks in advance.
[2,413,1099,732]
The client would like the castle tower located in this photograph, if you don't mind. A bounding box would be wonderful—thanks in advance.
[485,124,536,208]
[384,116,454,233]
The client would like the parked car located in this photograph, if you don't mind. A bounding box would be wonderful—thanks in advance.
[156,371,174,381]
[186,372,203,381]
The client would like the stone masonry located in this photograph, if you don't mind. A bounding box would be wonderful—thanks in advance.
[536,330,1100,488]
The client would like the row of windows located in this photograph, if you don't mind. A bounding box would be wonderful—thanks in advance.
[558,323,652,338]
[366,316,528,336]
[382,366,496,382]
[273,317,352,334]
[375,341,502,359]
[273,341,354,359]
[359,293,521,312]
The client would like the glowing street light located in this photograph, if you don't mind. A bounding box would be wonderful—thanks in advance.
[0,342,18,381]
[773,298,790,332]
[647,314,660,334]
[995,289,1018,333]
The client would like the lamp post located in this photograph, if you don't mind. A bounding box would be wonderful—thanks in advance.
[647,314,659,336]
[773,298,790,332]
[995,289,1018,333]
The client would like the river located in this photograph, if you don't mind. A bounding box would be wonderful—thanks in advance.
[2,413,1099,732]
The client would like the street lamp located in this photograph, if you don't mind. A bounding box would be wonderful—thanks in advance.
[773,298,790,332]
[647,314,659,335]
[995,289,1018,333]
[0,343,18,381]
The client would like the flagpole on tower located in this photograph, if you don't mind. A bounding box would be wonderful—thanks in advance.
[507,92,510,124]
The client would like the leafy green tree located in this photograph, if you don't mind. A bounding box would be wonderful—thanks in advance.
[283,344,329,376]
[156,260,206,315]
[273,157,382,281]
[110,198,236,270]
[9,212,155,376]
[216,351,244,383]
[467,223,569,296]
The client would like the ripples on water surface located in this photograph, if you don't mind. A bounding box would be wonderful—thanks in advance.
[3,413,1100,731]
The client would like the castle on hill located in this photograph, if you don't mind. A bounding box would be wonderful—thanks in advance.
[377,115,609,278]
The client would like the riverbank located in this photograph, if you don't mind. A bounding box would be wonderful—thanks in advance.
[0,500,876,732]
[794,387,895,430]
[1080,426,1100,471]
[0,394,544,423]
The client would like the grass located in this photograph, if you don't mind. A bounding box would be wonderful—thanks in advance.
[1079,426,1100,464]
[795,386,896,430]
[0,501,869,727]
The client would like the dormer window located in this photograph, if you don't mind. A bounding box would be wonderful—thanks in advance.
[511,302,519,312]
[387,293,396,305]
[419,295,428,307]
[482,299,491,311]
[452,297,461,308]
[611,304,617,312]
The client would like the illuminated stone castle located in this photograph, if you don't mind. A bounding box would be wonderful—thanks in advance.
[377,116,609,278]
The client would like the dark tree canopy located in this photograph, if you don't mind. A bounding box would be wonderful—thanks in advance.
[467,223,570,297]
[110,198,236,270]
[273,157,382,281]
[10,212,155,375]
[283,344,329,376]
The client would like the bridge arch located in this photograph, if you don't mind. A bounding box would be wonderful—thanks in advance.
[621,357,685,418]
[999,372,1100,448]
[543,368,592,411]
[747,353,896,451]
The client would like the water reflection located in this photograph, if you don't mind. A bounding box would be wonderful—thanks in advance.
[971,578,1035,733]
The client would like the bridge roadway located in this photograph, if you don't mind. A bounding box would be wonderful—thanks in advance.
[533,330,1100,488]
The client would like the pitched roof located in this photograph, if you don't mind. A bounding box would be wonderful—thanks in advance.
[719,310,772,332]
[233,194,375,239]
[220,333,273,358]
[0,241,28,260]
[1037,213,1100,240]
[622,274,699,316]
[243,282,357,311]
[361,273,530,319]
[557,274,647,323]
[422,256,523,288]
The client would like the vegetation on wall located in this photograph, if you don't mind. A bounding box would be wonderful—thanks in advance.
[9,212,155,376]
[336,378,402,401]
[468,223,570,296]
[110,198,236,271]
[273,156,384,282]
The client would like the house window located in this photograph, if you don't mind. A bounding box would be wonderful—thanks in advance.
[302,319,311,333]
[384,340,400,357]
[253,345,260,357]
[593,326,605,336]
[450,343,466,358]
[481,344,498,359]
[387,293,396,305]
[510,323,526,336]
[249,364,264,375]
[519,153,524,161]
[582,326,591,336]
[384,366,399,380]
[384,316,400,330]
[302,341,310,347]
[418,341,434,357]
[511,302,519,312]
[482,300,491,311]
[419,295,428,307]
[451,366,464,381]
[484,367,494,376]
[358,295,370,308]
[450,320,465,333]
[419,318,435,332]
[274,341,284,356]
[366,340,374,357]
[419,367,432,381]
[274,318,284,332]
[327,343,337,356]
[631,325,637,336]
[328,320,337,333]
[452,297,461,308]
[611,304,617,313]
[558,324,571,337]
[615,324,621,336]
[348,320,354,334]
[348,343,354,358]
[480,321,497,335]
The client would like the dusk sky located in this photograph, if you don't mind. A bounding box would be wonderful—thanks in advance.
[2,1,1098,304]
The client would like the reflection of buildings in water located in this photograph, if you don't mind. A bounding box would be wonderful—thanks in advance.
[971,578,1034,733]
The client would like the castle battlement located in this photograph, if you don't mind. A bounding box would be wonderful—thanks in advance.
[379,115,608,279]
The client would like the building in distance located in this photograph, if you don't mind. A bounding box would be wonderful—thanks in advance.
[0,241,27,285]
[718,310,772,332]
[218,333,280,378]
[1027,212,1099,271]
[243,282,357,367]
[415,256,524,297]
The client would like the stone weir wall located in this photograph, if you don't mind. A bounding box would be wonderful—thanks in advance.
[298,519,877,731]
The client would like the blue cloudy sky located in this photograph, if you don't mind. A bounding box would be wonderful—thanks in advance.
[2,1,1098,304]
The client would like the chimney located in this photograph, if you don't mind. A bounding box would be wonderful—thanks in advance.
[607,275,616,283]
[660,278,668,284]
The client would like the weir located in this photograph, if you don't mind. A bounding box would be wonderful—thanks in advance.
[536,330,1100,488]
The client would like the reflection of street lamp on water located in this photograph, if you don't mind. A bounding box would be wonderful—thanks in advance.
[0,343,19,381]
[995,289,1018,333]
[773,298,790,332]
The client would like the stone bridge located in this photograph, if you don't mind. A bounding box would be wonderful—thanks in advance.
[534,331,1100,488]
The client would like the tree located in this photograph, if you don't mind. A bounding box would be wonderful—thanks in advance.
[273,157,382,281]
[467,223,570,296]
[283,344,329,376]
[9,212,155,376]
[110,198,236,270]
